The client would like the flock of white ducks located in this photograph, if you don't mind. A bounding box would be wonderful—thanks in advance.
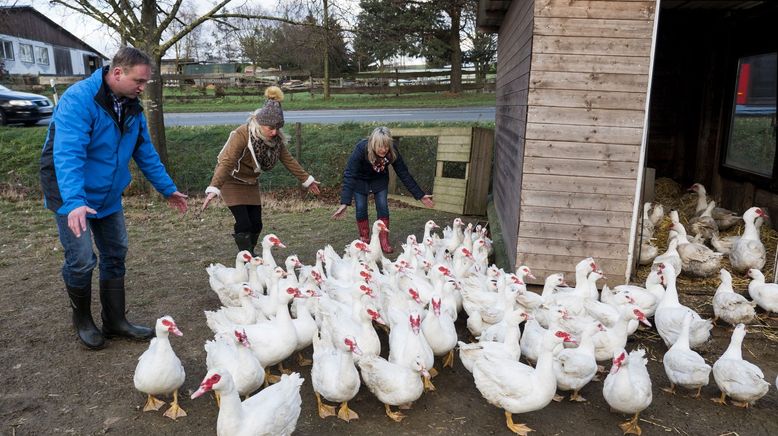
[128,212,777,435]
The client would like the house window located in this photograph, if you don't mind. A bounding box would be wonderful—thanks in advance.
[34,46,49,65]
[19,43,33,63]
[0,40,12,60]
[723,52,777,179]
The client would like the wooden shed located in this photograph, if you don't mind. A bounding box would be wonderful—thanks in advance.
[478,0,777,286]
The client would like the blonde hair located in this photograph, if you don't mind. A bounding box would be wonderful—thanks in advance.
[366,126,396,164]
[246,113,287,144]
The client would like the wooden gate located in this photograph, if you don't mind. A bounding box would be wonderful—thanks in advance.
[388,127,494,215]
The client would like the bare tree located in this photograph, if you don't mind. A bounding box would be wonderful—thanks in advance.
[47,0,308,165]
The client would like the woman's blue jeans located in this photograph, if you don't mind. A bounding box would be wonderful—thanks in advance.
[354,189,389,221]
[54,210,128,288]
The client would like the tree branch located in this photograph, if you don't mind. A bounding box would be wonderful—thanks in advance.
[158,0,233,54]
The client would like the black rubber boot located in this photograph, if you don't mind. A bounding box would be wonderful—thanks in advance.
[250,232,260,254]
[233,232,256,256]
[99,277,153,340]
[66,285,105,350]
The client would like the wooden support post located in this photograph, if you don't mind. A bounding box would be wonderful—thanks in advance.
[295,122,302,162]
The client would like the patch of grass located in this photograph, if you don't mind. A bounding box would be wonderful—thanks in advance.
[162,91,496,112]
[1,121,494,199]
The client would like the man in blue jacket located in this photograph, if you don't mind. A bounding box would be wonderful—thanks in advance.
[39,47,188,350]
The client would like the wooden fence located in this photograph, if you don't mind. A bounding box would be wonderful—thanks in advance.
[388,127,494,215]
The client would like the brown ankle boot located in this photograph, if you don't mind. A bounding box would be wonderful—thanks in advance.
[378,217,393,254]
[356,219,370,243]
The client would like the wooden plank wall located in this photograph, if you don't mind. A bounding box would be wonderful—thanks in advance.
[517,0,656,286]
[492,0,535,272]
[464,128,495,215]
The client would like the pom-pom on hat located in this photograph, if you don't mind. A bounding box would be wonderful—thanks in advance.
[254,86,285,129]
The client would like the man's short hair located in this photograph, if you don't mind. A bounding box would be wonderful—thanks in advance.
[110,47,152,71]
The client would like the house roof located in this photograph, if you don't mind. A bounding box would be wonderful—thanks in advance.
[0,6,108,59]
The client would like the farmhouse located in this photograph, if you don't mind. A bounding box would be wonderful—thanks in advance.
[478,0,777,286]
[0,6,106,77]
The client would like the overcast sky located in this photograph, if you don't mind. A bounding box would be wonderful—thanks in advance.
[23,0,285,58]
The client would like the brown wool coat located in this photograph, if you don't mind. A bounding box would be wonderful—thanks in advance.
[207,124,310,206]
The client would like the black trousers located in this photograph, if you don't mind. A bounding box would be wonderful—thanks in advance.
[228,204,262,234]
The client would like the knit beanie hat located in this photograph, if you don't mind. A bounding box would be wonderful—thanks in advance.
[254,86,285,129]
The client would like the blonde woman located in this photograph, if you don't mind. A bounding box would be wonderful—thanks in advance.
[332,126,434,253]
[202,86,320,254]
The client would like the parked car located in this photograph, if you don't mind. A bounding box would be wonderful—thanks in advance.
[0,84,53,126]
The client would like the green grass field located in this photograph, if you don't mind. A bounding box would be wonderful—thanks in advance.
[161,91,496,112]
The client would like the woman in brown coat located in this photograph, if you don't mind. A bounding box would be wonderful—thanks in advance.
[202,86,320,254]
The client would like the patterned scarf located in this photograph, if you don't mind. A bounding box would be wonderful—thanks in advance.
[373,156,389,173]
[251,133,281,171]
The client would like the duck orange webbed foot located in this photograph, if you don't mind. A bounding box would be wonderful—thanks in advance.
[618,412,642,435]
[142,394,166,412]
[315,392,336,418]
[162,390,187,420]
[337,401,359,422]
[442,350,455,368]
[384,404,406,422]
[504,411,534,435]
[710,392,727,405]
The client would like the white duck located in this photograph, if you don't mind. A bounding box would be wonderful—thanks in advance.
[191,369,303,436]
[688,183,741,230]
[322,241,370,281]
[210,286,304,383]
[730,207,768,273]
[592,306,651,362]
[388,310,435,390]
[654,263,712,348]
[365,219,389,265]
[133,316,186,419]
[207,250,253,289]
[421,293,458,368]
[259,233,286,268]
[320,296,385,358]
[204,284,258,326]
[713,269,756,325]
[662,312,711,398]
[746,268,778,313]
[607,268,664,317]
[711,324,770,407]
[357,354,429,422]
[291,290,319,366]
[205,330,264,399]
[670,211,721,278]
[688,200,718,241]
[652,236,682,277]
[553,322,601,402]
[459,308,531,373]
[472,330,567,435]
[602,348,652,436]
[311,331,362,422]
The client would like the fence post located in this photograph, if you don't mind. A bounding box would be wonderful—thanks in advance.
[295,122,302,162]
[394,67,399,97]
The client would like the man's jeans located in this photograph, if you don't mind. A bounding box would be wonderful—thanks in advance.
[55,210,128,288]
[354,189,389,221]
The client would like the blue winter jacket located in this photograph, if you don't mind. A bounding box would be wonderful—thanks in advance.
[339,139,425,205]
[40,67,177,217]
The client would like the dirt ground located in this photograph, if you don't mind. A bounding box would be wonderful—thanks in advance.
[1,194,778,436]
